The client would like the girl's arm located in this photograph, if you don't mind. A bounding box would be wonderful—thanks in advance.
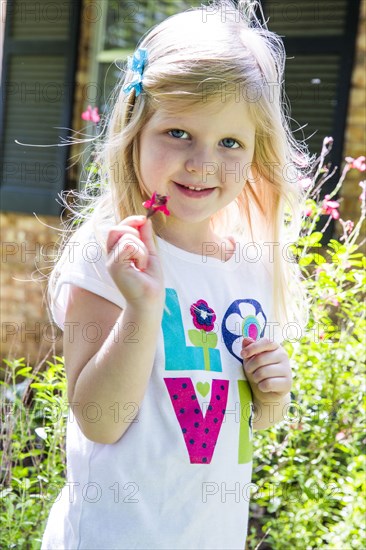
[63,216,165,444]
[64,288,163,444]
[252,393,292,430]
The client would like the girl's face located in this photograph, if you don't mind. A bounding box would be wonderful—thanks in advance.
[138,98,256,242]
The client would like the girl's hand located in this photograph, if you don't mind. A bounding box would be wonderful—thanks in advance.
[240,337,292,404]
[106,215,165,308]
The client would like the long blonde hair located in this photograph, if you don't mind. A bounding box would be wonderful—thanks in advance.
[50,0,313,337]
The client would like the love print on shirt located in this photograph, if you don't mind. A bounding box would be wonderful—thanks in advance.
[162,289,264,465]
[164,377,253,464]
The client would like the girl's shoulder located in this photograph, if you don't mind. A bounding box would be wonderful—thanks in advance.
[49,219,124,330]
[227,235,275,275]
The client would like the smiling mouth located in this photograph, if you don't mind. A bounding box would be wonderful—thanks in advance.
[174,182,215,192]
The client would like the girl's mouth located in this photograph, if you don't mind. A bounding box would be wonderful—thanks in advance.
[174,181,215,198]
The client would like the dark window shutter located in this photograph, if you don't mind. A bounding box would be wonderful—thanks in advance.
[262,0,360,168]
[283,53,341,155]
[0,0,81,215]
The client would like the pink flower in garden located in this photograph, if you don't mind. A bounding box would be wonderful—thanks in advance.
[315,263,331,279]
[289,423,303,431]
[345,155,366,172]
[336,431,346,441]
[321,194,340,219]
[81,105,100,123]
[339,219,354,235]
[321,136,334,156]
[299,177,313,189]
[142,192,170,217]
[359,181,366,203]
[303,199,316,217]
[321,288,340,306]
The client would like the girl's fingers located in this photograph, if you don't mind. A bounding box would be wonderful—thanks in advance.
[242,349,285,375]
[241,337,280,361]
[256,377,291,394]
[108,233,149,271]
[106,216,146,255]
[249,363,289,384]
[138,218,158,256]
[107,227,141,255]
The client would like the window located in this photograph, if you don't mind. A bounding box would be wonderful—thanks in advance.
[94,0,203,114]
[0,0,81,215]
[261,0,360,168]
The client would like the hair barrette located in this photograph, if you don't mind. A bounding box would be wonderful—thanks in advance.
[123,48,148,97]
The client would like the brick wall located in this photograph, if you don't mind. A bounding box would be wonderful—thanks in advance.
[0,212,62,364]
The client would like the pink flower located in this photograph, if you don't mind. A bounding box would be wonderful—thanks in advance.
[81,105,100,123]
[142,192,170,217]
[339,219,354,234]
[345,156,366,172]
[320,287,340,306]
[321,194,340,219]
[323,136,333,147]
[315,264,331,278]
[321,288,340,306]
[303,200,316,217]
[321,136,334,156]
[304,207,314,217]
[299,177,313,189]
[359,181,366,202]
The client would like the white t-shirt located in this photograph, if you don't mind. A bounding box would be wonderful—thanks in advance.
[42,221,281,550]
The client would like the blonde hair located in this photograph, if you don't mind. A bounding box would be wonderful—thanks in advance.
[50,0,313,337]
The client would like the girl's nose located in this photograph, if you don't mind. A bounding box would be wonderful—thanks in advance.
[184,145,212,174]
[185,158,198,173]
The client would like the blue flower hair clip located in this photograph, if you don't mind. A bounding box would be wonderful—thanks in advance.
[123,48,148,97]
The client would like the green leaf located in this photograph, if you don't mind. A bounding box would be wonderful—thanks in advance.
[299,254,314,266]
[15,367,33,377]
[313,253,326,265]
[188,329,204,347]
[308,232,323,245]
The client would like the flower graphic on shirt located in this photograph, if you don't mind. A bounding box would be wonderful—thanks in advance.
[222,299,267,362]
[188,300,217,371]
[190,299,216,331]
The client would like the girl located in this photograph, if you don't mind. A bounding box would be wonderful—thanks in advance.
[42,0,311,548]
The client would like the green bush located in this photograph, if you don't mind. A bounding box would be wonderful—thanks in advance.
[247,143,366,549]
[0,357,67,548]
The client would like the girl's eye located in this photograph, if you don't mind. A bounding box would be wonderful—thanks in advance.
[168,129,189,139]
[220,138,240,149]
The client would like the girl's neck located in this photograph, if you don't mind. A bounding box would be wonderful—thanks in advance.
[153,220,235,261]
